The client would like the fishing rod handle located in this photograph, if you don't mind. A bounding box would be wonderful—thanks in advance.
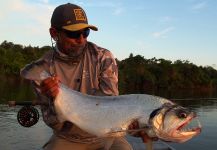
[8,100,39,107]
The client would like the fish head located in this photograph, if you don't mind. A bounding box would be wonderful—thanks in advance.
[149,103,201,143]
[20,62,51,83]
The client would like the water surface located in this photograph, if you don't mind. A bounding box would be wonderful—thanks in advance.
[0,76,217,149]
[0,99,217,150]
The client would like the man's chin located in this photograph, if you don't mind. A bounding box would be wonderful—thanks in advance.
[67,45,86,57]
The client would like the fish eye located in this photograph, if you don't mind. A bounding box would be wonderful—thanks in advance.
[178,112,187,118]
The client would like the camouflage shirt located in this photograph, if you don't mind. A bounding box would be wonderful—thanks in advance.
[20,41,119,143]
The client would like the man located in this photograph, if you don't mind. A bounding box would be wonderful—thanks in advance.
[21,3,134,150]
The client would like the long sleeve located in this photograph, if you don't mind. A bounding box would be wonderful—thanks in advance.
[98,50,119,96]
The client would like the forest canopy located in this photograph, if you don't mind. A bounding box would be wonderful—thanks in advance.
[1,40,217,94]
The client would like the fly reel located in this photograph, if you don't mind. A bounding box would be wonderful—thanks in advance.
[17,106,39,127]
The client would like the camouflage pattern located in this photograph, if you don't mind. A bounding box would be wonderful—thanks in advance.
[21,41,119,143]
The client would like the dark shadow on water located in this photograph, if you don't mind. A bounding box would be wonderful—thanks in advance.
[0,75,217,105]
[0,75,35,104]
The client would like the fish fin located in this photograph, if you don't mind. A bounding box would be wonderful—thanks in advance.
[21,63,51,82]
[105,130,127,137]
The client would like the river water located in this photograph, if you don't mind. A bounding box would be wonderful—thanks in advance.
[0,98,217,150]
[0,77,217,149]
[169,98,217,150]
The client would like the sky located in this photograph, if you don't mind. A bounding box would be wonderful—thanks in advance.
[0,0,217,69]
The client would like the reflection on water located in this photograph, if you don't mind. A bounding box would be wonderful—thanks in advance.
[0,105,52,150]
[0,76,217,149]
[170,99,217,150]
[1,75,217,104]
[0,99,217,150]
[0,76,35,104]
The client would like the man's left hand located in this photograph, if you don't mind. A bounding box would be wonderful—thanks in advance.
[128,120,158,143]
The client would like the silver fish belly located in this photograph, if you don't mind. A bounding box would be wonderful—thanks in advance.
[54,84,171,137]
[20,64,201,143]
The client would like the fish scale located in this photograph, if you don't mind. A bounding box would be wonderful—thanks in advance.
[20,64,201,143]
[54,84,171,137]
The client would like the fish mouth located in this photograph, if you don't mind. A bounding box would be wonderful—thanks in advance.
[151,104,202,143]
[176,115,201,136]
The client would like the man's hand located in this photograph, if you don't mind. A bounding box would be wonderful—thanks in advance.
[40,76,60,98]
[128,120,158,143]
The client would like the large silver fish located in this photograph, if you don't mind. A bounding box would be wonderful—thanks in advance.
[21,64,201,143]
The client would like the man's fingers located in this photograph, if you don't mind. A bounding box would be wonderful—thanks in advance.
[128,120,139,129]
[41,82,58,93]
[128,120,159,142]
[139,131,158,143]
[40,76,60,98]
[132,121,139,128]
[47,86,59,97]
[41,77,59,86]
[42,79,58,88]
[140,133,151,143]
[151,137,158,141]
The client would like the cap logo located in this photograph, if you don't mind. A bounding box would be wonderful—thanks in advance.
[74,9,86,21]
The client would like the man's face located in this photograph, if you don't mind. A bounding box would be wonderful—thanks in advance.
[56,28,89,56]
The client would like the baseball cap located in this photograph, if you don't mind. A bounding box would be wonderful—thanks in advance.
[51,3,98,31]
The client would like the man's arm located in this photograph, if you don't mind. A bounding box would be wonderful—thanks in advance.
[21,61,63,130]
[98,50,119,96]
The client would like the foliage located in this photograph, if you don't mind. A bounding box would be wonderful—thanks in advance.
[1,41,217,95]
[0,40,51,75]
[118,54,217,94]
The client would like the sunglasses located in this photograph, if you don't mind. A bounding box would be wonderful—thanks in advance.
[61,28,90,39]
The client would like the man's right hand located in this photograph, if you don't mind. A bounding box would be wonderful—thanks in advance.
[40,76,60,98]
